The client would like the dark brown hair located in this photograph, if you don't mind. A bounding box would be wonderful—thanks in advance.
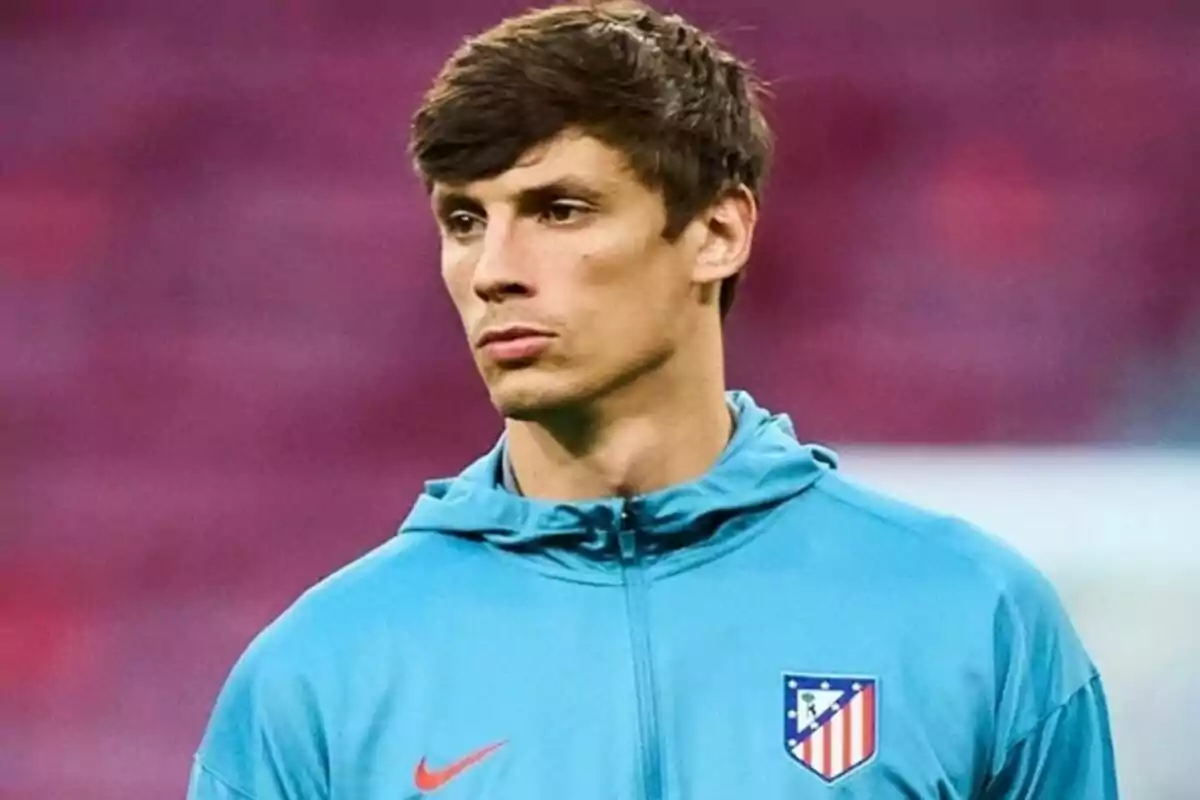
[409,0,773,318]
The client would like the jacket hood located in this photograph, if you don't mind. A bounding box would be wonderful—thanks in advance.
[399,391,837,558]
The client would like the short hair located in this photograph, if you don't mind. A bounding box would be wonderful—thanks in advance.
[409,0,773,318]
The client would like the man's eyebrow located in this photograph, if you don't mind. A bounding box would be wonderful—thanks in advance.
[515,178,608,207]
[431,177,610,219]
[431,190,483,220]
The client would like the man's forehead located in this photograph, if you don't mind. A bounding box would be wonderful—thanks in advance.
[431,132,636,201]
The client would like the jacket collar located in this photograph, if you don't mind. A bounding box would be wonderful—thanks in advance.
[400,391,836,564]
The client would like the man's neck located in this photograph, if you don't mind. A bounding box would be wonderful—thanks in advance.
[503,370,733,502]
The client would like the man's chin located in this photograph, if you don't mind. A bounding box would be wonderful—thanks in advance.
[487,377,587,421]
[491,391,569,421]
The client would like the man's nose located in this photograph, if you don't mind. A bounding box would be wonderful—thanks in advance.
[472,220,534,303]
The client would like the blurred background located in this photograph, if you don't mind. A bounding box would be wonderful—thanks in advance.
[2,0,1198,797]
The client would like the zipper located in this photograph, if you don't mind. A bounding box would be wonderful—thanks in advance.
[617,500,664,800]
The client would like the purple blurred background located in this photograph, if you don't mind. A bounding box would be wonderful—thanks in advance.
[2,0,1199,797]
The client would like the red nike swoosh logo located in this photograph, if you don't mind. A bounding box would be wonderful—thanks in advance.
[413,740,506,792]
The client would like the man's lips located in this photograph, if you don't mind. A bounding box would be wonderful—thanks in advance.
[475,326,555,363]
[474,325,553,347]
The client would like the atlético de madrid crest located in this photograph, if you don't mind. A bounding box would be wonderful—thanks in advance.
[783,673,878,782]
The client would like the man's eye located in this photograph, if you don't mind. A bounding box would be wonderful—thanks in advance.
[540,201,590,225]
[445,211,483,237]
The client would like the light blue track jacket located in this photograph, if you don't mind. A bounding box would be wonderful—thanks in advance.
[189,391,1118,799]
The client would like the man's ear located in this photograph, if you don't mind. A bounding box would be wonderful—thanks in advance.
[691,185,757,285]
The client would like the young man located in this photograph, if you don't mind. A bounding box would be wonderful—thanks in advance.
[189,3,1118,798]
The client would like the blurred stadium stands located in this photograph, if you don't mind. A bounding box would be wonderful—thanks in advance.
[2,0,1198,796]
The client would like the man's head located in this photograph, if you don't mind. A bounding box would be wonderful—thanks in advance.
[410,1,772,419]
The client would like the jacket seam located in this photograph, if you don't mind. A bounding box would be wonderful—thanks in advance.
[812,477,1021,597]
[193,756,260,800]
[996,672,1103,764]
[1003,671,1099,753]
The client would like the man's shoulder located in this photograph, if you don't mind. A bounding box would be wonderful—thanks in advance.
[196,530,501,769]
[228,532,486,681]
[804,468,1061,606]
[303,529,483,609]
[804,468,1097,700]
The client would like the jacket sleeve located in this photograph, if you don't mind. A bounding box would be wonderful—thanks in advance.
[187,622,329,800]
[977,538,1120,800]
[981,673,1119,799]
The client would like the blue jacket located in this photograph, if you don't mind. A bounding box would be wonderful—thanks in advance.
[189,391,1118,799]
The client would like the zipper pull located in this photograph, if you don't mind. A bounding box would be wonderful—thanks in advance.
[617,500,638,562]
[618,528,637,561]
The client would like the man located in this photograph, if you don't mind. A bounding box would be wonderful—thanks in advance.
[189,2,1118,798]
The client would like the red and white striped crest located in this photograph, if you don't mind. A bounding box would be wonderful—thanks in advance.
[783,674,878,782]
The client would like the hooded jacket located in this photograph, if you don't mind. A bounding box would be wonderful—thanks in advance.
[189,391,1117,799]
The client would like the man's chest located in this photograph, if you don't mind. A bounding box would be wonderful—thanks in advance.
[327,586,992,800]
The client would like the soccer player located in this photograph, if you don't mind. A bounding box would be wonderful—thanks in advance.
[189,2,1118,798]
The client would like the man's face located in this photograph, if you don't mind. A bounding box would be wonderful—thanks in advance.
[433,131,707,419]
